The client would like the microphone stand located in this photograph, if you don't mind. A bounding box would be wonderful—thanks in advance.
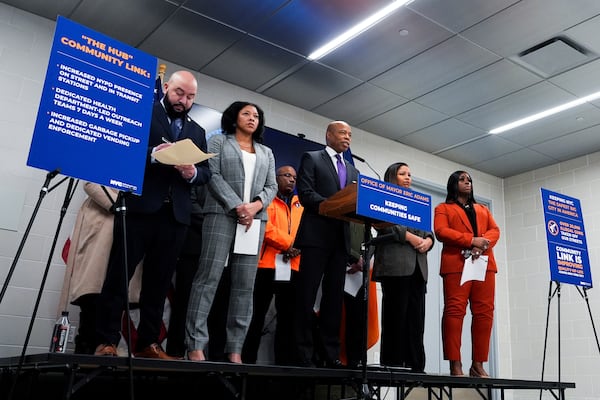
[351,154,381,180]
[4,172,79,400]
[0,169,62,304]
[358,222,376,400]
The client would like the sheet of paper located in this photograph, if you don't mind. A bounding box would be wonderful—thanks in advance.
[460,255,488,286]
[344,269,363,297]
[233,219,260,255]
[274,254,292,281]
[153,138,215,165]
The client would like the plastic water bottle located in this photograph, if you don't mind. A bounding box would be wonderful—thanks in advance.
[49,311,70,353]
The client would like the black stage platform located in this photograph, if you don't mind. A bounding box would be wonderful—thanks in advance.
[0,353,575,400]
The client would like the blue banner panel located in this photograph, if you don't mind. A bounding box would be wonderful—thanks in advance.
[27,16,157,195]
[356,174,431,231]
[541,188,592,288]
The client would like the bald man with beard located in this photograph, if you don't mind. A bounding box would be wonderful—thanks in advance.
[94,70,211,359]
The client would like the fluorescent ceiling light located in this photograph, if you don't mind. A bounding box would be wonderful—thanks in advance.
[308,0,414,61]
[489,90,600,134]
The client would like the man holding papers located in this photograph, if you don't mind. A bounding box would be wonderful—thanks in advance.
[434,171,500,378]
[242,165,303,365]
[94,70,211,359]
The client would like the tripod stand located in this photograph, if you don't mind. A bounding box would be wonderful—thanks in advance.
[540,281,600,400]
[0,170,78,400]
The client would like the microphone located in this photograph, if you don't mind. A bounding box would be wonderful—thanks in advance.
[351,153,381,180]
[365,231,399,246]
[351,153,365,163]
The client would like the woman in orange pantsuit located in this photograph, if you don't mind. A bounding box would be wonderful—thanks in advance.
[434,171,500,378]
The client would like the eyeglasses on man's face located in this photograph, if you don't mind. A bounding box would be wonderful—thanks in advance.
[277,173,297,180]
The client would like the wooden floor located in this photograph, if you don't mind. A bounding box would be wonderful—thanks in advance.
[0,353,575,400]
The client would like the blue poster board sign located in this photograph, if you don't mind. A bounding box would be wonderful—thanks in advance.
[356,174,431,231]
[541,188,592,288]
[26,16,157,195]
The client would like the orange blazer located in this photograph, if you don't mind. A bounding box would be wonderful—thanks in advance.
[258,194,304,271]
[434,202,500,275]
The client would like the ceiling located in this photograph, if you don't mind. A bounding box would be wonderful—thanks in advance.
[6,0,600,178]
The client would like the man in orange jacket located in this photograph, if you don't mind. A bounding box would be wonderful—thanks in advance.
[242,166,304,365]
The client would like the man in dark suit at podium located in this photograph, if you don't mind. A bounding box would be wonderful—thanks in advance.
[94,70,211,359]
[294,120,359,367]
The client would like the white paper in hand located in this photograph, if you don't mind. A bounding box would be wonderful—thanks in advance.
[154,138,215,165]
[274,254,291,281]
[233,219,260,255]
[460,255,488,286]
[344,269,362,297]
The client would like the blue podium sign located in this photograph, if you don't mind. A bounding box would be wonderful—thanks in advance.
[27,17,157,195]
[356,175,431,231]
[541,188,592,288]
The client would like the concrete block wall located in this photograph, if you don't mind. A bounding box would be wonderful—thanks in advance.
[8,3,600,399]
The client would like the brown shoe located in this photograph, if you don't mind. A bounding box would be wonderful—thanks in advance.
[449,360,464,376]
[94,344,118,356]
[469,362,490,378]
[134,343,180,360]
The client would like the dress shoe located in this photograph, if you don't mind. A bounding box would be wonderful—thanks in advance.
[94,344,118,356]
[469,362,490,378]
[134,343,180,360]
[449,360,464,376]
[325,359,344,369]
[296,359,317,368]
[346,361,362,369]
[187,349,205,361]
[227,353,242,364]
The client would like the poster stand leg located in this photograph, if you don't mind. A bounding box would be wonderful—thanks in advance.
[540,281,562,400]
[576,287,600,355]
[3,173,78,400]
[112,191,136,400]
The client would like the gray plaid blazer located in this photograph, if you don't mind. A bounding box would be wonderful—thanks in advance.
[203,133,277,220]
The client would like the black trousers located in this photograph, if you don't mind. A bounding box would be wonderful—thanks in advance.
[294,246,347,365]
[96,206,186,351]
[379,269,426,371]
[73,293,98,354]
[166,252,199,358]
[242,268,296,365]
[343,285,366,367]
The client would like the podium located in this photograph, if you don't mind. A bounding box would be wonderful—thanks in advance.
[319,183,362,222]
[320,182,392,227]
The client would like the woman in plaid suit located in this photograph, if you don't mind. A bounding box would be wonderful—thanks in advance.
[186,101,277,363]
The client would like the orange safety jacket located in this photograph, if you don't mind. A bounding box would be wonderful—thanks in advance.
[258,194,304,271]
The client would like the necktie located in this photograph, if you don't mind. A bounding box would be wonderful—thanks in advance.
[171,117,183,140]
[335,154,346,189]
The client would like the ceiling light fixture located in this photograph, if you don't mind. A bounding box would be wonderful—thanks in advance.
[307,0,414,61]
[489,90,600,134]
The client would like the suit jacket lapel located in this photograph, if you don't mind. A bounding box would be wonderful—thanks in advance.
[453,203,474,233]
[320,149,340,189]
[154,102,172,141]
